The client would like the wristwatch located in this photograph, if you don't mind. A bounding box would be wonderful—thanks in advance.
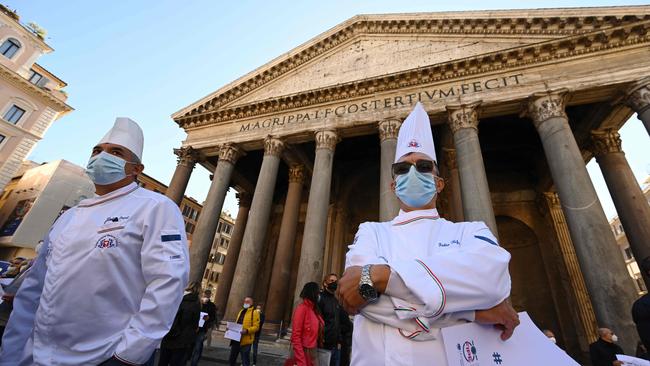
[358,264,379,303]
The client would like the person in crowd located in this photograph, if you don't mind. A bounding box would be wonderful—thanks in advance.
[252,303,266,366]
[0,257,26,278]
[636,340,648,360]
[159,282,202,366]
[0,117,190,366]
[0,252,38,345]
[229,296,260,366]
[336,102,519,365]
[318,273,352,366]
[292,282,325,366]
[543,329,557,345]
[190,289,218,366]
[633,256,650,352]
[589,328,624,366]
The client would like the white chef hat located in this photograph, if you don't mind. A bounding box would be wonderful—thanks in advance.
[98,117,144,161]
[394,102,436,163]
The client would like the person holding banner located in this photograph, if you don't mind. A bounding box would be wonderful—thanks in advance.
[336,102,519,365]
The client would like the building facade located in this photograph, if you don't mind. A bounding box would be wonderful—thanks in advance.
[0,159,94,260]
[167,7,650,361]
[611,176,650,295]
[200,213,235,301]
[0,6,73,192]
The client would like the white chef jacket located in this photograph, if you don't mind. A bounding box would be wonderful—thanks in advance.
[0,182,189,366]
[346,208,511,366]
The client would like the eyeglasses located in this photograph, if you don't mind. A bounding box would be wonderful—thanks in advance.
[391,159,435,176]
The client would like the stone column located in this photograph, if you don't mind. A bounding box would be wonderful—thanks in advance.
[625,77,650,136]
[225,136,285,320]
[443,148,464,222]
[378,119,401,221]
[189,144,241,283]
[544,192,599,348]
[214,192,252,318]
[293,130,339,305]
[446,102,498,235]
[524,90,639,353]
[166,147,200,205]
[265,165,305,322]
[591,129,650,287]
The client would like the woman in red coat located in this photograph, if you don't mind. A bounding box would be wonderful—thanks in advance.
[291,282,324,366]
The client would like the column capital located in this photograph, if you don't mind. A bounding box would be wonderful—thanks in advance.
[443,148,457,170]
[543,192,561,208]
[173,146,200,168]
[264,136,285,157]
[590,129,623,157]
[446,101,481,134]
[218,144,242,164]
[288,165,305,184]
[315,129,339,151]
[522,89,569,128]
[378,119,401,141]
[625,77,650,114]
[236,191,252,208]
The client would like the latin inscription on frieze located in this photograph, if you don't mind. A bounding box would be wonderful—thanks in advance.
[239,73,523,132]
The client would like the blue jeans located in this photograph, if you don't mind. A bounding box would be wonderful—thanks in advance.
[252,333,261,364]
[190,331,207,366]
[229,342,251,366]
[329,348,341,366]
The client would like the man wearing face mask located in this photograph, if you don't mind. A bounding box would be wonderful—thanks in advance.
[228,296,260,366]
[0,117,189,366]
[336,102,519,365]
[318,273,353,366]
[589,328,624,366]
[190,289,218,366]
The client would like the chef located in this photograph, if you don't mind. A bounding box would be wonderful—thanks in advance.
[0,118,189,366]
[336,102,519,365]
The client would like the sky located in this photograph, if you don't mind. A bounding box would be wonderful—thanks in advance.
[8,0,650,219]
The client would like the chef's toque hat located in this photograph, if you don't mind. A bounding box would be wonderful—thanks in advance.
[98,117,144,161]
[394,102,436,163]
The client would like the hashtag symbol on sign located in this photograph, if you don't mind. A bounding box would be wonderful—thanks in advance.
[492,352,503,365]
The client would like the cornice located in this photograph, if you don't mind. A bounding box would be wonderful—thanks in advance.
[174,13,650,123]
[0,62,72,113]
[175,19,650,129]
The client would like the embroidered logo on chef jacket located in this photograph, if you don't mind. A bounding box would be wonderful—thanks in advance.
[161,230,184,261]
[456,340,479,365]
[96,234,118,249]
[438,239,461,248]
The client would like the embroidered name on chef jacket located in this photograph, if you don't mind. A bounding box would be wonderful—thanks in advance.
[438,239,461,248]
[161,231,184,261]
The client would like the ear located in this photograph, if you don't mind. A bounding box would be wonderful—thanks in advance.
[390,179,396,193]
[436,177,445,193]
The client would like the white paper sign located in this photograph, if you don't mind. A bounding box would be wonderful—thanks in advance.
[617,354,650,366]
[198,311,208,327]
[225,321,243,342]
[441,312,579,366]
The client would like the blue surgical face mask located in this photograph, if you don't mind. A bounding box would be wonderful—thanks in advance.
[86,151,130,185]
[395,165,437,208]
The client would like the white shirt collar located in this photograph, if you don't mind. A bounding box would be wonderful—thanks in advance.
[391,208,440,226]
[78,182,139,208]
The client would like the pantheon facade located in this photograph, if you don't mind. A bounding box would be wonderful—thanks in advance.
[166,6,650,361]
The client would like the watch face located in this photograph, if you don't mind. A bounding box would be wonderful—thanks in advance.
[359,284,378,301]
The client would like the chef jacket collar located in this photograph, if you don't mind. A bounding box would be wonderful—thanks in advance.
[78,182,140,208]
[391,208,440,226]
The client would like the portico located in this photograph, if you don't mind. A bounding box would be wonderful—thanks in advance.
[167,7,650,361]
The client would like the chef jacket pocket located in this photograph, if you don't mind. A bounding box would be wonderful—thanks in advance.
[160,229,185,261]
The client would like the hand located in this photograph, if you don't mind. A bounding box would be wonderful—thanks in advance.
[475,299,520,341]
[613,361,624,366]
[1,293,15,304]
[240,329,248,335]
[336,265,390,315]
[203,315,209,320]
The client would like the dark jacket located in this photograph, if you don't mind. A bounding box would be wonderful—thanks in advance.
[589,338,624,366]
[161,292,201,349]
[200,300,218,331]
[317,289,352,349]
[633,293,650,352]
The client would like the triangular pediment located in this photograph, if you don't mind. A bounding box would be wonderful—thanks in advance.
[173,6,650,122]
